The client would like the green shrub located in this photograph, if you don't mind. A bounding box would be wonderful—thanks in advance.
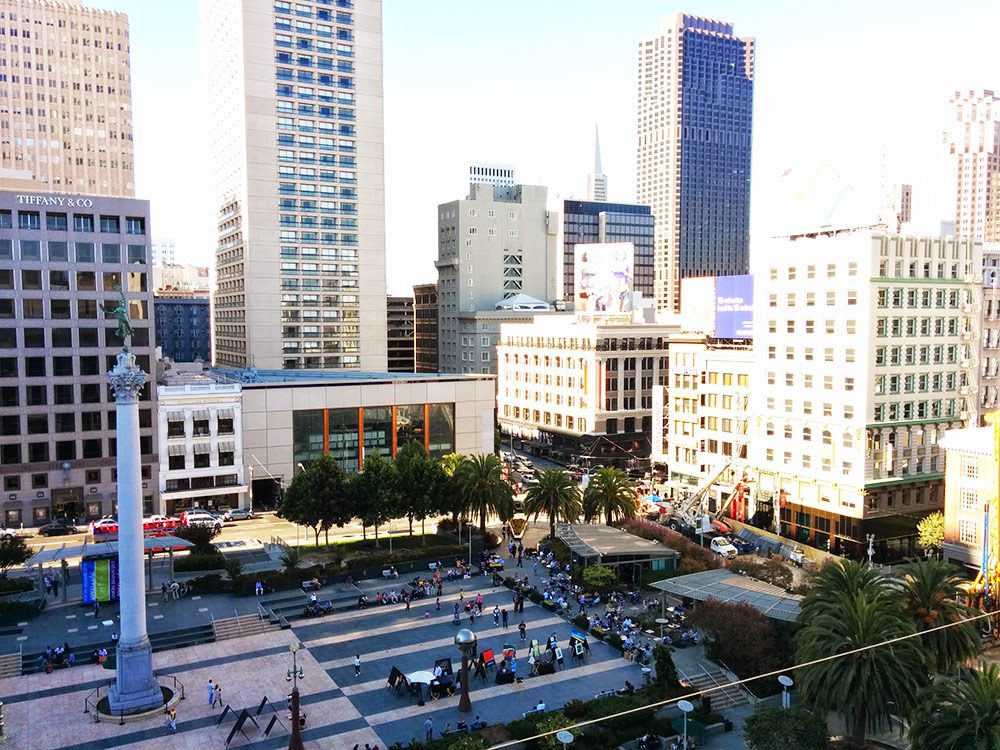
[186,573,226,593]
[0,576,34,594]
[562,698,587,720]
[279,545,302,572]
[174,553,226,572]
[528,590,543,605]
[590,625,606,640]
[503,576,516,588]
[436,518,459,533]
[572,613,590,630]
[728,557,793,588]
[223,557,245,583]
[173,525,219,555]
[607,632,623,651]
[0,599,41,625]
[653,643,679,690]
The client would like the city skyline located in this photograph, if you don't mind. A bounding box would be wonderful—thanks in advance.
[80,0,1000,295]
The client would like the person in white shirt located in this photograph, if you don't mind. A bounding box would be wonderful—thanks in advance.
[433,664,443,679]
[535,700,546,711]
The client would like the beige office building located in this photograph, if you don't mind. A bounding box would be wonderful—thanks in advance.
[0,0,134,197]
[948,91,1000,243]
[203,0,387,371]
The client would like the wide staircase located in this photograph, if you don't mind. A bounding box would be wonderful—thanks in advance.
[212,612,278,641]
[0,651,21,679]
[678,665,750,709]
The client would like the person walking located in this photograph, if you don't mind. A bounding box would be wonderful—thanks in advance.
[43,574,52,596]
[492,605,500,626]
[424,717,434,742]
[52,576,59,598]
[354,654,362,677]
[207,679,215,707]
[501,608,509,629]
[518,621,526,643]
[213,683,223,708]
[161,582,169,602]
[165,707,176,733]
[516,552,523,568]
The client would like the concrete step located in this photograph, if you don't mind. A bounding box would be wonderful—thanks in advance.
[212,615,278,642]
[0,652,21,679]
[682,668,749,709]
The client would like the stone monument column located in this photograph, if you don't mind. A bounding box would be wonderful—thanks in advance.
[106,349,162,713]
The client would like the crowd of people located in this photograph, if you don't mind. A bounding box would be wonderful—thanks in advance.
[40,642,74,671]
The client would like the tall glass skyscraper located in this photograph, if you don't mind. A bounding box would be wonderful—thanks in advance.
[637,14,754,312]
[202,0,386,371]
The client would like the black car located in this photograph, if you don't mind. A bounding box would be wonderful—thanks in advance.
[39,522,80,537]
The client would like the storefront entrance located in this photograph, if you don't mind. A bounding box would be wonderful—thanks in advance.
[52,487,83,522]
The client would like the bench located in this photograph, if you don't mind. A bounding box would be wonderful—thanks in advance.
[522,707,545,719]
[382,569,399,579]
[301,579,322,592]
[428,562,441,570]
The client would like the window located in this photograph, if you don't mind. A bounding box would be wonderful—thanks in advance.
[962,457,979,479]
[102,243,120,263]
[18,211,41,230]
[99,215,121,233]
[45,212,68,231]
[20,240,41,260]
[125,217,146,235]
[960,519,978,545]
[74,214,95,232]
[75,242,95,262]
[960,487,979,513]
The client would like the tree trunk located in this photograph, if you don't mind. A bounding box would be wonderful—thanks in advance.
[408,513,414,535]
[313,527,320,547]
[362,522,367,541]
[421,517,426,543]
[324,527,329,546]
[549,516,556,541]
[480,508,487,540]
[850,705,868,750]
[374,522,379,547]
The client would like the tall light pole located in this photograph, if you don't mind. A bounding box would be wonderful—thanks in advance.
[248,464,254,515]
[454,628,477,713]
[778,674,794,709]
[866,533,876,569]
[286,641,305,750]
[678,700,694,749]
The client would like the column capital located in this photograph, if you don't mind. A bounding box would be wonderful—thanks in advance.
[108,352,146,405]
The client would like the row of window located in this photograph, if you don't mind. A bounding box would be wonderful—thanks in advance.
[0,239,146,263]
[767,290,857,307]
[502,405,587,433]
[0,210,144,234]
[0,435,153,466]
[769,262,858,281]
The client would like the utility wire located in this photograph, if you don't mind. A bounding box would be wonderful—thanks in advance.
[485,607,996,749]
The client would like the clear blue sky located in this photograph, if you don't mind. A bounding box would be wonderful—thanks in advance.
[95,0,1000,293]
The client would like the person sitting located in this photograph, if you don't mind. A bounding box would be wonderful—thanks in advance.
[432,664,443,680]
[255,580,264,596]
[309,592,318,604]
[535,699,546,712]
[618,680,635,696]
[471,715,485,730]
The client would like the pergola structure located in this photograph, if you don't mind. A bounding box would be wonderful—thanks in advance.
[556,523,679,579]
[25,535,196,599]
[650,568,802,622]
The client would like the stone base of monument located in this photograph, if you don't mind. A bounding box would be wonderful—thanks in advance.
[93,686,179,724]
[106,642,164,715]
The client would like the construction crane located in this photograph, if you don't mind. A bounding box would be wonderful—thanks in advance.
[664,461,735,534]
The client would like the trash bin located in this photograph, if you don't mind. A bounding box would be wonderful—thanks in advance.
[723,718,734,733]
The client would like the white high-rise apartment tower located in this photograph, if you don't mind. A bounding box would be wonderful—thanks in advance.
[0,0,135,197]
[948,91,1000,243]
[202,0,387,371]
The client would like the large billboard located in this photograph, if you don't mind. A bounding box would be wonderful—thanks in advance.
[714,275,753,339]
[573,242,634,313]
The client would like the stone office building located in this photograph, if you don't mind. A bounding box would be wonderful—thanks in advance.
[0,190,158,526]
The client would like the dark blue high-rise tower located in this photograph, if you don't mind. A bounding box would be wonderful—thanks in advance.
[637,14,754,311]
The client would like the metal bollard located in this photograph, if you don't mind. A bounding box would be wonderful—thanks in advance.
[0,699,5,736]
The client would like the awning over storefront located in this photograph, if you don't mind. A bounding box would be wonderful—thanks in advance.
[167,444,186,456]
[193,443,211,454]
[193,410,210,420]
[217,408,234,419]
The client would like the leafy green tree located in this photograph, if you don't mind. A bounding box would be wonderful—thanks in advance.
[0,536,31,575]
[901,558,980,674]
[395,441,445,541]
[580,565,616,594]
[916,511,945,559]
[582,467,638,525]
[308,453,352,545]
[523,467,582,540]
[652,642,679,691]
[455,453,514,537]
[743,705,828,750]
[279,544,302,572]
[352,452,399,546]
[795,560,926,750]
[280,466,326,546]
[910,664,1000,750]
[223,556,244,583]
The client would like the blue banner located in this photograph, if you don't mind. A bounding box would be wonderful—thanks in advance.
[715,274,753,339]
[81,560,95,604]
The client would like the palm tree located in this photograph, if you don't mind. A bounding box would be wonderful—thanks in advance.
[900,558,981,674]
[582,467,638,525]
[524,468,582,540]
[439,452,465,524]
[455,454,514,537]
[910,664,1000,750]
[795,560,927,750]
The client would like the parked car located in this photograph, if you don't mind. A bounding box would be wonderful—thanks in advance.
[708,535,738,559]
[223,508,255,522]
[90,518,118,535]
[39,521,80,537]
[0,527,21,540]
[179,510,222,531]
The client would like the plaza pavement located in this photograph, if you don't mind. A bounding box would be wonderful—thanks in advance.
[0,531,654,748]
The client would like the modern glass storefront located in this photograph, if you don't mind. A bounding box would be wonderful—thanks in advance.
[293,402,456,471]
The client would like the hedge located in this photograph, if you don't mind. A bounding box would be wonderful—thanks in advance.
[173,553,227,573]
[0,576,34,594]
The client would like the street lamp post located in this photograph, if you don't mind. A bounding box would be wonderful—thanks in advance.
[286,641,305,750]
[248,465,254,516]
[866,533,876,569]
[778,674,794,709]
[678,699,694,749]
[454,628,477,713]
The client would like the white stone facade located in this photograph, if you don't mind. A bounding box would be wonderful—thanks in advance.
[156,375,245,515]
[750,230,981,555]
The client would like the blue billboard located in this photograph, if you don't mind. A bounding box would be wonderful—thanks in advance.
[714,275,753,339]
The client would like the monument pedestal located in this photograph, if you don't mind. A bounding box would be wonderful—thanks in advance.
[108,639,162,713]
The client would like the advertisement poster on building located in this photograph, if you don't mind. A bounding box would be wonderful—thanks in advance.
[574,242,634,313]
